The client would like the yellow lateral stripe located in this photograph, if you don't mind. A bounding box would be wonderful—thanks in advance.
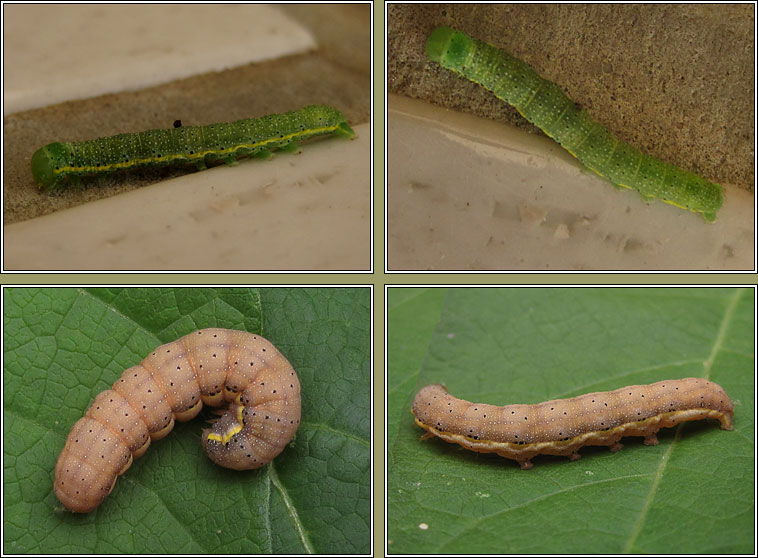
[416,408,716,451]
[662,198,690,210]
[55,123,341,177]
[564,152,702,215]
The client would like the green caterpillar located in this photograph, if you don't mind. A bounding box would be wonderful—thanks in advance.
[426,26,723,222]
[31,105,355,191]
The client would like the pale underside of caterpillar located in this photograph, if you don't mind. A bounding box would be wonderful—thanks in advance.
[412,378,733,469]
[54,328,301,513]
[426,26,724,222]
[32,104,355,191]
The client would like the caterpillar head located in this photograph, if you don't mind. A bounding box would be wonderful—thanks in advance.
[201,369,301,471]
[31,142,70,191]
[426,26,472,67]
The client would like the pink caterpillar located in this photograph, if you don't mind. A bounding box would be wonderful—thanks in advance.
[55,328,301,512]
[412,378,733,469]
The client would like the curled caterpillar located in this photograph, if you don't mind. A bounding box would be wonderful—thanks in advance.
[426,26,723,222]
[32,104,355,191]
[412,378,733,469]
[54,328,301,513]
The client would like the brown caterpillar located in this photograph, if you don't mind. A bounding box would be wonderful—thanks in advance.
[54,328,301,513]
[412,378,733,469]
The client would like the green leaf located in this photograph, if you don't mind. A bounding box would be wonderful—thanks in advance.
[3,287,370,554]
[388,287,753,554]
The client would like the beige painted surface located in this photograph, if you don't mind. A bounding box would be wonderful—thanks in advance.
[4,124,370,271]
[387,96,754,271]
[3,4,315,115]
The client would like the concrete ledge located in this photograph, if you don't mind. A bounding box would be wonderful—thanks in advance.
[387,96,754,271]
[5,123,370,271]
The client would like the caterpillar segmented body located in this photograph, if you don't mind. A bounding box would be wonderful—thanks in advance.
[412,378,733,469]
[54,328,301,513]
[32,104,354,191]
[426,26,724,222]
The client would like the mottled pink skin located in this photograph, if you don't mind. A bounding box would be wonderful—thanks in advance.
[412,378,733,469]
[55,329,300,512]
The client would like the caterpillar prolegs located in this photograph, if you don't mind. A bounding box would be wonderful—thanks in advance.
[32,104,354,191]
[54,329,301,513]
[426,26,724,222]
[412,378,733,469]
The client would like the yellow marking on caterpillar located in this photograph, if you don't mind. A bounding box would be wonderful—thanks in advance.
[414,408,726,452]
[205,395,246,445]
[53,123,341,178]
[663,198,690,211]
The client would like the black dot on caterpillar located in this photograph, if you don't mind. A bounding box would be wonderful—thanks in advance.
[54,328,301,513]
[32,104,355,191]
